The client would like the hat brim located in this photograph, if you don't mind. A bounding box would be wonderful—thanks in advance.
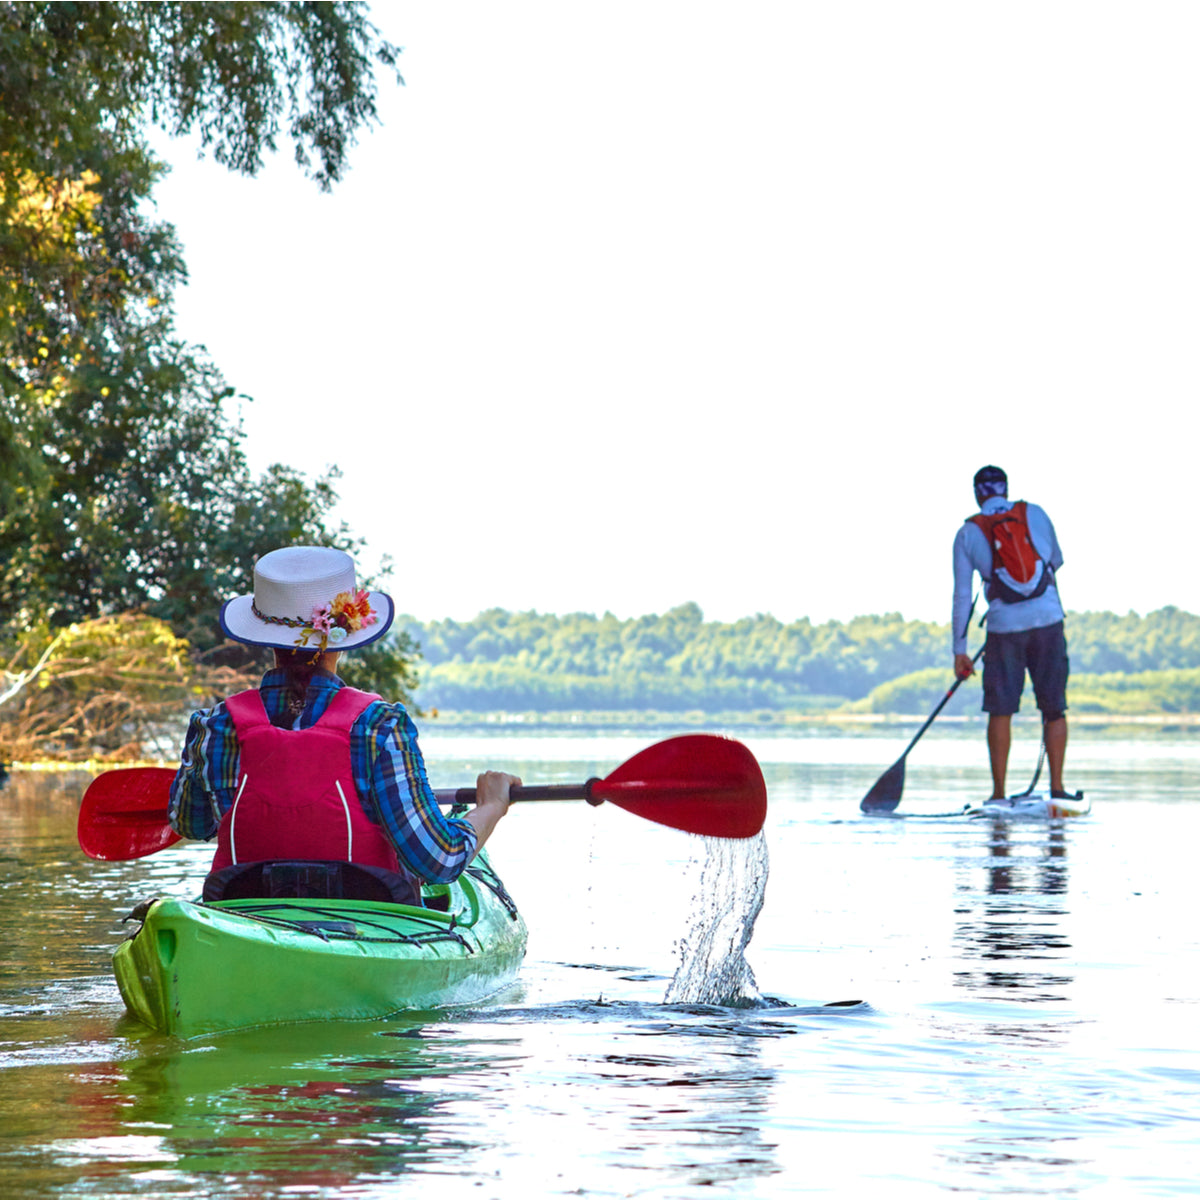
[219,592,395,652]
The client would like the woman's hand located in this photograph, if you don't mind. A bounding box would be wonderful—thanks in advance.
[465,771,522,857]
[475,770,522,813]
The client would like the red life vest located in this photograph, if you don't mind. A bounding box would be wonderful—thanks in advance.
[967,500,1053,604]
[209,686,401,873]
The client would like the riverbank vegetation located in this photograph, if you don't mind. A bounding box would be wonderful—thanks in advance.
[403,605,1200,720]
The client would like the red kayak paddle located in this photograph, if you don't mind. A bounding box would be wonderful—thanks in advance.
[78,734,768,861]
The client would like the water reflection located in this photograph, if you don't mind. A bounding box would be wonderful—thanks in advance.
[953,821,1074,1003]
[457,999,793,1191]
[52,1020,505,1194]
[27,1003,797,1197]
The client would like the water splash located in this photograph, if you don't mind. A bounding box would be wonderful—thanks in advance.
[664,831,769,1007]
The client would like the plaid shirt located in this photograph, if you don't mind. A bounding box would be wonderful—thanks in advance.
[168,669,477,883]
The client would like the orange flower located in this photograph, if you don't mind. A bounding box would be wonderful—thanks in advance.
[329,590,377,633]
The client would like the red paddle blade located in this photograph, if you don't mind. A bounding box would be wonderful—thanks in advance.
[591,734,766,839]
[78,767,180,861]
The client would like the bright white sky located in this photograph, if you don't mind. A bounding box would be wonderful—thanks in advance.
[151,2,1197,626]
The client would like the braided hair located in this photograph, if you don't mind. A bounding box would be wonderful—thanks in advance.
[272,648,325,726]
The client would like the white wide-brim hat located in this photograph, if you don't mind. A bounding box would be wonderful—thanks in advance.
[220,546,394,652]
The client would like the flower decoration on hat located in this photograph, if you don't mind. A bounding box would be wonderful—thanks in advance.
[303,590,377,650]
[252,589,378,651]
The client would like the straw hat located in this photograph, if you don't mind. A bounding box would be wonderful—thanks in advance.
[220,546,394,652]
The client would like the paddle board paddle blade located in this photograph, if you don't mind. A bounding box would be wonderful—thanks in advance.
[860,758,905,813]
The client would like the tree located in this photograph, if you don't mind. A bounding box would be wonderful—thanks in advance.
[0,3,399,188]
[0,3,415,750]
[1,3,400,435]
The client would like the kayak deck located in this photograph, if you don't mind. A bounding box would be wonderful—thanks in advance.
[113,855,527,1038]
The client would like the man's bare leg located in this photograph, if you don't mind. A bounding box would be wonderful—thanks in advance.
[1044,716,1068,795]
[987,714,1011,800]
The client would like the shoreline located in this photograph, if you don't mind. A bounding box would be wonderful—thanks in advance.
[413,709,1200,729]
[7,710,1197,772]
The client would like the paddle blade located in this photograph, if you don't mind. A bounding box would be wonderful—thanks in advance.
[860,758,905,813]
[591,734,767,839]
[78,767,180,860]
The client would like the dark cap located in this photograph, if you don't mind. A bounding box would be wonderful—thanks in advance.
[973,465,1008,504]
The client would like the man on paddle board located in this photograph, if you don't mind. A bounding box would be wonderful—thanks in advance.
[168,546,519,902]
[952,467,1075,801]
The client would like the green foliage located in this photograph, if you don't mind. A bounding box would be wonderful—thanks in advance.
[1,254,361,649]
[844,667,980,716]
[338,628,424,713]
[415,660,828,714]
[852,663,1200,717]
[1068,668,1200,715]
[1063,608,1200,673]
[407,606,948,712]
[0,3,399,188]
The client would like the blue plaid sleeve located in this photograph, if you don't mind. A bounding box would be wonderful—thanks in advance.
[168,702,240,840]
[353,702,478,883]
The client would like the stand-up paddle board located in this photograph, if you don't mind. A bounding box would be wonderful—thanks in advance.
[969,790,1089,819]
[864,790,1089,821]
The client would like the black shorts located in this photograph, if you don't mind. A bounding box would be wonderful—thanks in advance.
[982,622,1069,719]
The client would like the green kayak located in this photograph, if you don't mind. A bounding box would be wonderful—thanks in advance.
[112,853,527,1038]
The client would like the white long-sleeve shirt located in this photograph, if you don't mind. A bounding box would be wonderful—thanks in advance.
[952,497,1065,654]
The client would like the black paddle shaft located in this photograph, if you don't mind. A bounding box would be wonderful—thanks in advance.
[894,644,986,760]
[433,780,604,807]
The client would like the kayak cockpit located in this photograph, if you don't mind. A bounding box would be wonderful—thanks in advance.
[202,858,423,905]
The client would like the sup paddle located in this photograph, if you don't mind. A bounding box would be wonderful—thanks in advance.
[77,733,767,861]
[1011,738,1046,799]
[860,645,985,814]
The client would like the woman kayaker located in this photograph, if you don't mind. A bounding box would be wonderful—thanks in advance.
[168,545,519,903]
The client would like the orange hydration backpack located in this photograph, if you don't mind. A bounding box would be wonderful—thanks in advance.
[967,500,1054,604]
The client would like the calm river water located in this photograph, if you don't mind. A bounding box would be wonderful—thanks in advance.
[2,724,1199,1198]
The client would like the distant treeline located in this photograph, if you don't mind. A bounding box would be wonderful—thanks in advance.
[401,605,1200,714]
